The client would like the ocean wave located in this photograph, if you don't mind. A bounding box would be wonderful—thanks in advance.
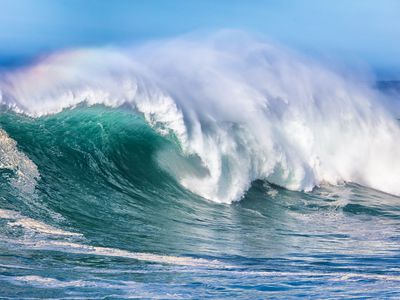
[0,31,399,203]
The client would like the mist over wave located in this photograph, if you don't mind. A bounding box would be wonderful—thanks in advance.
[1,31,399,203]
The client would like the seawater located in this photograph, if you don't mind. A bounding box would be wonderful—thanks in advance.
[0,32,399,298]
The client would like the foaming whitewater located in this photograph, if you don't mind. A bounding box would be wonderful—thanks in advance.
[1,32,399,203]
[0,129,39,193]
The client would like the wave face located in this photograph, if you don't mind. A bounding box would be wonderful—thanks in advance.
[1,32,400,203]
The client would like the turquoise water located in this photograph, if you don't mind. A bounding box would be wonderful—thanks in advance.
[0,106,399,298]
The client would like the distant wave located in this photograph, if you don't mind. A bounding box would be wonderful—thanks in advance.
[1,31,399,203]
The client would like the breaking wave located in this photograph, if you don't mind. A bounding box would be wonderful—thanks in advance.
[1,31,399,203]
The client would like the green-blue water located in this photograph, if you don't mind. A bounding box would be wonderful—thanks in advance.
[0,106,399,298]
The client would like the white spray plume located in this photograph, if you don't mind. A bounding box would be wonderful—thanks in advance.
[1,31,399,203]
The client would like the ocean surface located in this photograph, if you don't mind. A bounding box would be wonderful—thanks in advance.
[0,34,399,298]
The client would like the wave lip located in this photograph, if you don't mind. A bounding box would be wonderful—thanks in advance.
[1,31,400,203]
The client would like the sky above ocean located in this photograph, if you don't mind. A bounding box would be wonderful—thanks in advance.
[0,0,399,78]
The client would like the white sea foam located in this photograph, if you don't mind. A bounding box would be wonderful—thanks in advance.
[22,240,224,268]
[213,270,400,282]
[0,208,81,237]
[1,31,399,203]
[8,275,145,290]
[11,275,89,288]
[0,129,39,193]
[8,271,400,292]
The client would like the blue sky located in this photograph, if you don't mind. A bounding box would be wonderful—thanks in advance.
[0,0,399,77]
